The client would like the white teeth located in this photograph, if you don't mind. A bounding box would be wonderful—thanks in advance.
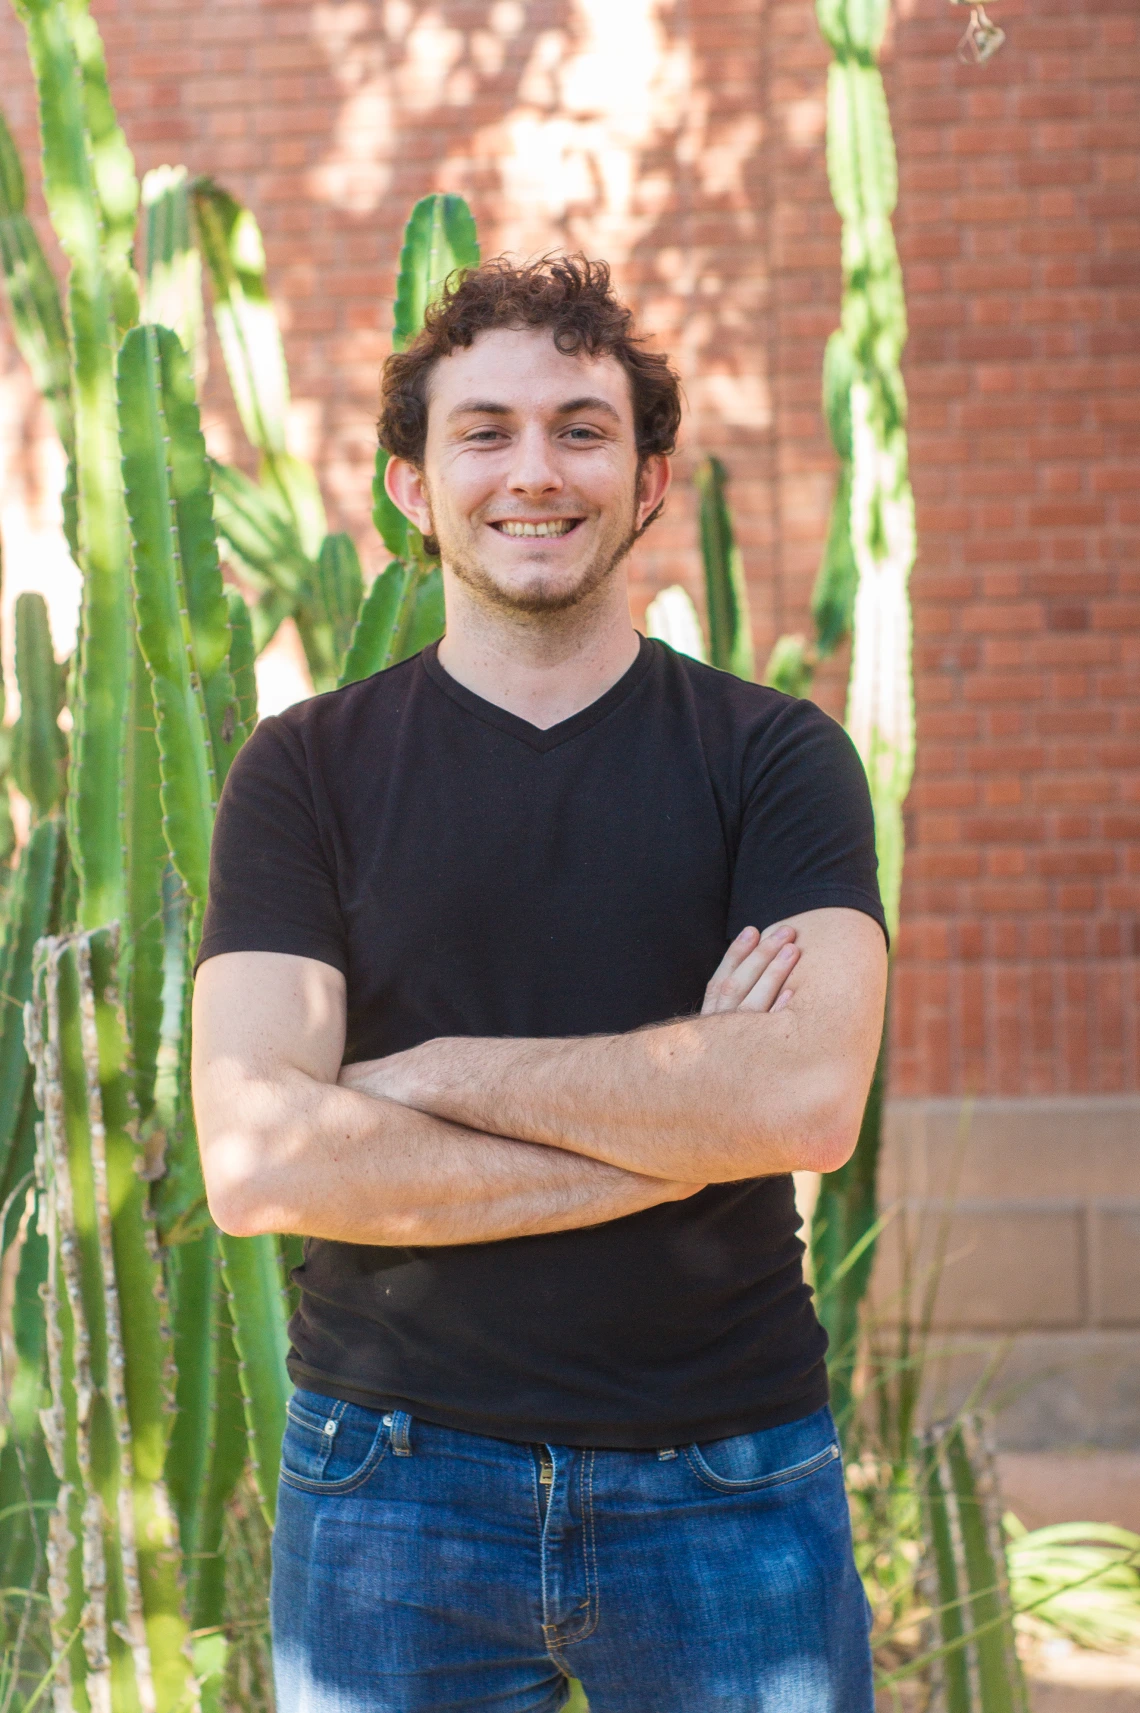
[498,519,575,537]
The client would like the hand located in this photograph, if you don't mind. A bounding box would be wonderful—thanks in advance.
[701,923,799,1016]
[338,1052,418,1101]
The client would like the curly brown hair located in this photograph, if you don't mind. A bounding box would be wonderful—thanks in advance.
[378,253,682,537]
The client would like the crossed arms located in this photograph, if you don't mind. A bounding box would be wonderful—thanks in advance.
[192,907,886,1247]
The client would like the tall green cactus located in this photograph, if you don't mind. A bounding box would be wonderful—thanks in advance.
[28,927,194,1713]
[2,11,485,1688]
[694,455,754,681]
[358,192,480,679]
[118,320,289,1523]
[758,0,917,1426]
[391,193,479,353]
[0,103,76,559]
[15,0,137,933]
[141,165,205,381]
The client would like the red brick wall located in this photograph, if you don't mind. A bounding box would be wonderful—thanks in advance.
[1,0,1137,1099]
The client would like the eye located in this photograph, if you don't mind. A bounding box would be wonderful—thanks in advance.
[465,428,506,443]
[564,425,603,441]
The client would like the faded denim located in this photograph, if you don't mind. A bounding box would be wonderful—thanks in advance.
[271,1390,873,1713]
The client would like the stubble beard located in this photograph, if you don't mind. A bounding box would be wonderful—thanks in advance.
[427,484,641,618]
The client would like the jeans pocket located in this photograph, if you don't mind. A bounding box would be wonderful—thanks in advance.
[685,1406,841,1494]
[280,1390,391,1494]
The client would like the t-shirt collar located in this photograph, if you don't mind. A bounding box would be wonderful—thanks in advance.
[420,634,655,753]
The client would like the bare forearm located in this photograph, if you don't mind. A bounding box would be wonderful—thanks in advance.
[345,912,886,1183]
[347,1015,825,1182]
[198,1071,697,1246]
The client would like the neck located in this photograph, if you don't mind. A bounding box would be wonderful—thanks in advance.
[435,569,641,730]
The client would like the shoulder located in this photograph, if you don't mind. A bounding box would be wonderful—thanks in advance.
[654,641,854,764]
[244,655,421,764]
[221,655,423,810]
[270,653,421,743]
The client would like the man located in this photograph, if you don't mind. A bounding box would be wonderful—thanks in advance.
[193,254,888,1713]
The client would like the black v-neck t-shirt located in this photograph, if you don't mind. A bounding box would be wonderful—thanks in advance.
[198,637,886,1446]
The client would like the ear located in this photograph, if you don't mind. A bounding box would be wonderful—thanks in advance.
[636,453,671,529]
[384,455,434,537]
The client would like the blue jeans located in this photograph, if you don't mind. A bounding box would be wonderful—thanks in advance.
[271,1390,873,1713]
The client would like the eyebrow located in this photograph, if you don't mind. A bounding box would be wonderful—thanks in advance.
[446,395,622,424]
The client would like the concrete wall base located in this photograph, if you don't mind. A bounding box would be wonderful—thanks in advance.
[871,1097,1140,1450]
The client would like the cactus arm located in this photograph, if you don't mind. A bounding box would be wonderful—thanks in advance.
[266,452,327,563]
[117,324,219,916]
[118,324,289,1515]
[398,566,446,662]
[13,592,67,822]
[219,1232,289,1528]
[371,450,415,561]
[0,819,62,1190]
[316,532,364,669]
[338,561,412,687]
[16,0,134,933]
[945,1427,1026,1713]
[122,638,166,1128]
[209,458,313,618]
[79,929,195,1713]
[141,166,205,382]
[810,463,858,657]
[150,939,208,1250]
[299,533,364,692]
[149,345,244,791]
[72,933,155,1712]
[695,456,754,681]
[59,0,138,336]
[189,180,288,456]
[225,590,258,739]
[392,194,479,353]
[192,1284,247,1630]
[922,1441,973,1713]
[31,936,118,1712]
[0,104,75,472]
[338,559,444,686]
[163,1230,217,1615]
[190,179,326,553]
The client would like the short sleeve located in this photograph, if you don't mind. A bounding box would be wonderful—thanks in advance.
[728,698,888,948]
[196,715,348,975]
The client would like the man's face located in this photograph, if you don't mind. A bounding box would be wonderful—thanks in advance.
[386,326,669,616]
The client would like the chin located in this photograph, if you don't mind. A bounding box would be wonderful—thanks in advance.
[488,577,596,616]
[450,554,610,617]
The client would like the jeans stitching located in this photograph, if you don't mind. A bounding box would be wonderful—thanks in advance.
[279,1415,391,1494]
[683,1439,839,1495]
[556,1449,598,1648]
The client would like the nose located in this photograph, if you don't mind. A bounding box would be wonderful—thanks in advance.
[506,422,563,498]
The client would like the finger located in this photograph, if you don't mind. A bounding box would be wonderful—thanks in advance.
[701,927,760,1014]
[702,926,796,1015]
[738,942,800,1012]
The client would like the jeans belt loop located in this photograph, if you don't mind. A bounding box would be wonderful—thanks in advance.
[390,1410,414,1456]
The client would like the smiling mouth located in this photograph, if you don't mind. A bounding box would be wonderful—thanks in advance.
[490,518,582,539]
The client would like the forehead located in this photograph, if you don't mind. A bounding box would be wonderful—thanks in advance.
[425,326,633,424]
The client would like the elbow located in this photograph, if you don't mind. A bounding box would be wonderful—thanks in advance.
[797,1080,868,1176]
[207,1187,267,1239]
[202,1134,280,1238]
[727,1079,866,1180]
